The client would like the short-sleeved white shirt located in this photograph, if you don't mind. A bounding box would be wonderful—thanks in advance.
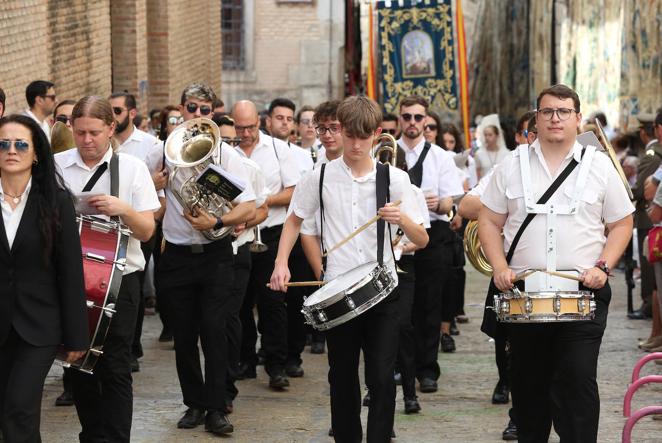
[162,142,256,245]
[468,166,496,197]
[397,137,464,221]
[233,157,269,249]
[290,157,424,281]
[55,147,161,274]
[288,142,315,175]
[116,126,163,174]
[480,140,634,273]
[236,132,300,228]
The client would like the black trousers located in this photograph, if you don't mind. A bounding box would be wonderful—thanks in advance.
[326,290,400,443]
[156,240,234,412]
[396,256,417,399]
[413,221,454,381]
[286,239,315,366]
[226,243,251,402]
[508,283,611,443]
[132,234,157,360]
[71,272,141,443]
[0,329,56,443]
[240,225,288,376]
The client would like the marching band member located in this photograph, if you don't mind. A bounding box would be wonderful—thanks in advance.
[0,115,88,443]
[479,84,633,442]
[271,96,427,443]
[54,96,160,443]
[157,84,256,436]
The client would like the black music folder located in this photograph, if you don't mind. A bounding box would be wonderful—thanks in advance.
[196,163,247,201]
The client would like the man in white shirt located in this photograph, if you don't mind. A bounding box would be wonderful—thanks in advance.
[267,97,316,173]
[157,84,256,436]
[396,95,464,392]
[23,80,56,141]
[271,96,428,443]
[232,100,301,389]
[55,95,160,443]
[479,84,633,442]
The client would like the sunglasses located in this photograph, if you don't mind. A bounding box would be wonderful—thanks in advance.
[424,124,438,131]
[185,102,212,115]
[41,94,57,101]
[55,115,71,124]
[112,106,127,116]
[381,128,397,135]
[0,139,30,152]
[401,113,425,123]
[167,116,184,125]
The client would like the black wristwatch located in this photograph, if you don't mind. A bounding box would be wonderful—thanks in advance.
[213,217,224,230]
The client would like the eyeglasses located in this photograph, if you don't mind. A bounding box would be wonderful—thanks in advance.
[537,108,577,121]
[381,128,397,135]
[235,124,257,133]
[167,116,184,125]
[401,113,425,123]
[112,107,127,116]
[0,139,30,152]
[41,94,56,101]
[185,102,212,115]
[315,125,340,136]
[299,118,313,127]
[424,124,438,131]
[55,115,71,124]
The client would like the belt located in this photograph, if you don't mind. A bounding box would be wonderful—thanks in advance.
[164,239,230,255]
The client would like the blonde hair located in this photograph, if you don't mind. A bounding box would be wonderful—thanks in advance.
[71,96,118,149]
[337,96,382,138]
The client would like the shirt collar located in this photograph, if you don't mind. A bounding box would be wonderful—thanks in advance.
[646,139,659,149]
[530,139,584,163]
[0,177,32,198]
[60,145,113,171]
[398,137,426,156]
[24,109,46,125]
[339,157,377,183]
[119,126,141,149]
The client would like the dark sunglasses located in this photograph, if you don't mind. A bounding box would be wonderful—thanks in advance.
[424,124,438,131]
[41,94,57,101]
[0,139,30,152]
[401,113,425,123]
[382,128,397,135]
[55,115,71,124]
[185,102,212,115]
[112,106,127,116]
[167,116,184,125]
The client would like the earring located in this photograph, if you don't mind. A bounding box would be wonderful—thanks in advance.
[33,160,38,165]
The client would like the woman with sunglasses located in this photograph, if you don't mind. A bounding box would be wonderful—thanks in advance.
[423,111,443,146]
[0,115,88,442]
[54,99,76,128]
[158,105,183,142]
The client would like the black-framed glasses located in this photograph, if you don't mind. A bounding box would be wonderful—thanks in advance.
[315,125,340,136]
[537,108,577,121]
[41,94,56,101]
[167,116,184,125]
[401,113,425,123]
[235,123,257,133]
[55,115,71,124]
[424,124,438,131]
[185,102,212,115]
[381,128,397,135]
[112,106,126,116]
[0,139,30,152]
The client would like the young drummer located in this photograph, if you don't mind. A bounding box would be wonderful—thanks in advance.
[270,96,428,442]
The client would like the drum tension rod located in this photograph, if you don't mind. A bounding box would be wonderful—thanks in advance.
[85,300,117,315]
[83,252,127,267]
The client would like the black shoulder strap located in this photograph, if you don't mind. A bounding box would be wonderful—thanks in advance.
[407,141,431,187]
[376,162,390,265]
[110,153,119,198]
[319,163,327,274]
[82,162,108,192]
[271,136,280,161]
[505,150,583,263]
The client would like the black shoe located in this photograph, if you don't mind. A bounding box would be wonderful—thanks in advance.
[55,390,74,406]
[224,399,233,415]
[362,391,371,407]
[627,309,650,320]
[205,410,234,435]
[310,341,325,354]
[394,372,402,385]
[328,427,334,437]
[419,378,438,393]
[450,320,460,336]
[237,363,256,380]
[440,333,456,353]
[177,407,206,429]
[269,374,290,389]
[492,381,510,404]
[130,356,140,373]
[404,397,421,414]
[158,328,173,342]
[502,419,518,440]
[285,364,304,378]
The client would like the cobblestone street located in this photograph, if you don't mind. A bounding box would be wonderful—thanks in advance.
[40,268,661,442]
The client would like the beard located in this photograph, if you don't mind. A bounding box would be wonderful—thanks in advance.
[116,114,131,133]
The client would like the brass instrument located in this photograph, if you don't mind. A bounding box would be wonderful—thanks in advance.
[373,132,399,167]
[50,121,75,153]
[463,219,492,276]
[595,120,634,199]
[165,118,234,240]
[249,226,268,253]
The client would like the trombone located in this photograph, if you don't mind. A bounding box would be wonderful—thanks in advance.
[249,225,268,253]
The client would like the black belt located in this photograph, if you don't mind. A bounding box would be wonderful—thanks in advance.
[164,239,230,255]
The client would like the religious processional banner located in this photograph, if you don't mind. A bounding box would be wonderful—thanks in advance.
[376,0,459,114]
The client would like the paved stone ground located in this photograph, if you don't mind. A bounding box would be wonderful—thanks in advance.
[40,267,662,442]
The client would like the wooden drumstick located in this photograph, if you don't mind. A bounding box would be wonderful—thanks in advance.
[511,269,537,283]
[541,270,584,282]
[322,200,402,257]
[266,281,325,288]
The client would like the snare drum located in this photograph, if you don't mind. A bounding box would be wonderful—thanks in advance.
[57,216,129,373]
[493,290,596,323]
[301,262,396,331]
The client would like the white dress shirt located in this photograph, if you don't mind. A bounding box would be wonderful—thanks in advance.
[116,126,163,174]
[236,132,300,228]
[0,178,32,249]
[291,157,424,282]
[55,147,161,274]
[288,142,315,174]
[480,140,634,273]
[163,142,256,245]
[232,156,270,250]
[397,137,464,221]
[468,166,496,197]
[474,146,510,176]
[23,109,51,141]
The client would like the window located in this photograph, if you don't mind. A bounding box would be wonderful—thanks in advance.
[222,0,245,70]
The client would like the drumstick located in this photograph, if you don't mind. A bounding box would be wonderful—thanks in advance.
[266,281,325,288]
[511,269,537,282]
[540,269,584,282]
[322,200,402,257]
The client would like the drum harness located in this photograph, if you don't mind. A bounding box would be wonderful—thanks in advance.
[80,151,120,222]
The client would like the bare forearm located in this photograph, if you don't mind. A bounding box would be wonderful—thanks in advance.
[246,204,268,229]
[275,213,303,265]
[602,217,634,268]
[458,195,482,220]
[266,187,294,208]
[222,201,256,226]
[301,234,323,279]
[436,196,453,215]
[400,215,428,249]
[121,209,155,242]
[478,216,508,271]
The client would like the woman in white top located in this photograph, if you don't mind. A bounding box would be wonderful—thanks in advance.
[474,122,510,180]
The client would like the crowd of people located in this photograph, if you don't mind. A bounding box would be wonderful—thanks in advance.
[0,78,656,443]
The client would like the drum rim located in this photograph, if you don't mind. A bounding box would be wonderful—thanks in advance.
[303,261,381,308]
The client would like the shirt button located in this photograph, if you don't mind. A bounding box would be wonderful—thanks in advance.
[353,202,356,206]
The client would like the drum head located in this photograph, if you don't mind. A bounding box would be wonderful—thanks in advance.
[304,262,378,306]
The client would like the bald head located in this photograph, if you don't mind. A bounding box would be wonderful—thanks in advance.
[232,100,260,150]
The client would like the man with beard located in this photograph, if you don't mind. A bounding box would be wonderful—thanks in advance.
[396,95,463,392]
[109,92,167,372]
[23,80,57,141]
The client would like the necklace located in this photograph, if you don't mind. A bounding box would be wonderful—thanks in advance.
[3,192,21,205]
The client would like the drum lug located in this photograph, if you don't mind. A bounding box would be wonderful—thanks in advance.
[315,309,327,323]
[525,298,533,314]
[577,298,586,313]
[86,300,116,318]
[554,296,561,314]
[345,296,356,310]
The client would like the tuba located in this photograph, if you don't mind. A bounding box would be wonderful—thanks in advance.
[51,121,75,153]
[463,219,492,276]
[165,118,234,240]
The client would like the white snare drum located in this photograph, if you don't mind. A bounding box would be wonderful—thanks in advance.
[493,290,596,323]
[301,262,396,331]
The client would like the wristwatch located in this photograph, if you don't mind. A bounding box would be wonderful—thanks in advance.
[213,217,224,230]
